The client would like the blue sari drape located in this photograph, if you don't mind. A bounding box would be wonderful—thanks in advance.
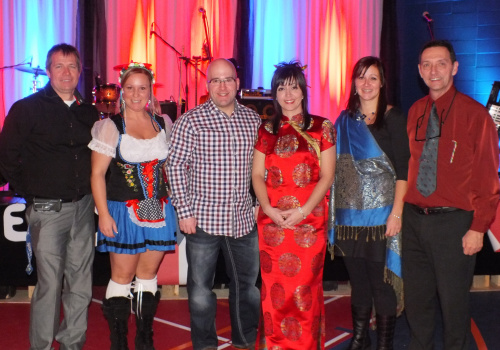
[327,110,402,287]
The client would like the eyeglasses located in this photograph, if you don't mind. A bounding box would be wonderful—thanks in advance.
[208,77,236,85]
[415,91,458,142]
[415,101,442,142]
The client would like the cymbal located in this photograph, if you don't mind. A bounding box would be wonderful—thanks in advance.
[15,65,47,76]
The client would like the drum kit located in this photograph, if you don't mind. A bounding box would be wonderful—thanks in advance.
[13,63,122,118]
[92,82,120,118]
[12,61,179,119]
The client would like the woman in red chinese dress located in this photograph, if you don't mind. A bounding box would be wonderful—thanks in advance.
[252,61,336,349]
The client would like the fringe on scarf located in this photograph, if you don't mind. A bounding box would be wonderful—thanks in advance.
[327,241,335,260]
[335,225,387,242]
[384,266,404,317]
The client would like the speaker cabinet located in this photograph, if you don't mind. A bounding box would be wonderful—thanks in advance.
[160,100,186,123]
[240,98,276,119]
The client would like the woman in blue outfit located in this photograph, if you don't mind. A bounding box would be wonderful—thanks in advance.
[89,62,176,350]
[329,56,409,350]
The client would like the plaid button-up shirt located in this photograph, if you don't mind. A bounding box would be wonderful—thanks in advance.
[167,99,261,237]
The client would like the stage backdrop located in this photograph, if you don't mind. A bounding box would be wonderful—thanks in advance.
[249,0,382,120]
[0,0,77,126]
[0,0,382,123]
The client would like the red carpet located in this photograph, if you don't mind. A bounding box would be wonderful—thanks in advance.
[0,287,353,350]
[1,287,497,349]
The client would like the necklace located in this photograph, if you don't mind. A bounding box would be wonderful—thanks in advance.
[361,111,375,122]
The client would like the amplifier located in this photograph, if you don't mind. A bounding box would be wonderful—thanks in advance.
[240,88,272,100]
[160,100,185,123]
[240,98,276,120]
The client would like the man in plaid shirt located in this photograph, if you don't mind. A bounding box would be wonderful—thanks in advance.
[167,58,261,350]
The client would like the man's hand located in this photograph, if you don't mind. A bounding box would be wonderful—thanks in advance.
[462,229,484,255]
[179,217,197,234]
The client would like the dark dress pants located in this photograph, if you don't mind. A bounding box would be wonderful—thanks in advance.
[402,203,475,350]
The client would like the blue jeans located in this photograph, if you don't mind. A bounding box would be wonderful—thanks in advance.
[185,226,259,350]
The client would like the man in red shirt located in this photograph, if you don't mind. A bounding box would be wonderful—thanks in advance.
[403,40,499,349]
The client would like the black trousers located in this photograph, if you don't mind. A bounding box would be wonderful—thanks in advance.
[402,203,475,350]
[344,257,397,315]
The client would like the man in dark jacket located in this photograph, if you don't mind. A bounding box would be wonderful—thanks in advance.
[0,43,99,350]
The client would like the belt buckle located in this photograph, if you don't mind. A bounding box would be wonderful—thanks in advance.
[422,207,429,215]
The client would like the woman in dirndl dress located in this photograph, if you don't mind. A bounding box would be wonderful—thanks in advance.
[89,62,176,350]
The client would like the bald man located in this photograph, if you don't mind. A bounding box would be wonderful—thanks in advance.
[167,59,261,350]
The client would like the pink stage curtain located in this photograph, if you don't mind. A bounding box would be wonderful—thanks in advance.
[103,0,381,120]
[104,0,238,110]
[250,0,383,121]
[1,0,381,124]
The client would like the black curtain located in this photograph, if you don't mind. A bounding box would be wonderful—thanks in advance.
[233,0,253,90]
[380,0,400,108]
[76,0,107,101]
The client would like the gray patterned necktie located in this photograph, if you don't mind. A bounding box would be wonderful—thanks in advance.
[416,102,440,197]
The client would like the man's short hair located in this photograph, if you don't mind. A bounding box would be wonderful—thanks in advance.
[419,39,457,64]
[45,43,82,72]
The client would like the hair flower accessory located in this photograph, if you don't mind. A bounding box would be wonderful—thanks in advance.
[117,61,155,84]
[273,63,307,71]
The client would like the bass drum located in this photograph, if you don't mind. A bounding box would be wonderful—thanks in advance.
[93,84,121,117]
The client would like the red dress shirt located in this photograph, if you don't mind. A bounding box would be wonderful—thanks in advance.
[405,86,499,232]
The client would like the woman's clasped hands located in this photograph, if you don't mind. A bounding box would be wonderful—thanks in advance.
[262,206,305,230]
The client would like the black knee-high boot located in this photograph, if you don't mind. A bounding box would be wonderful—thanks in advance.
[348,305,372,350]
[102,297,131,350]
[133,291,161,350]
[376,314,396,350]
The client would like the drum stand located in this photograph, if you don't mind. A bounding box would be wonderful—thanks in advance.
[31,72,42,93]
[4,61,47,94]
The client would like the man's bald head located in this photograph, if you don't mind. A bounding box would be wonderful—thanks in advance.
[205,58,240,116]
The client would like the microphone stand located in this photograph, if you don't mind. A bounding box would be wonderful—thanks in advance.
[426,22,434,40]
[0,62,30,70]
[151,30,206,111]
[200,10,212,62]
[192,56,201,106]
[195,8,213,107]
[422,15,434,40]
